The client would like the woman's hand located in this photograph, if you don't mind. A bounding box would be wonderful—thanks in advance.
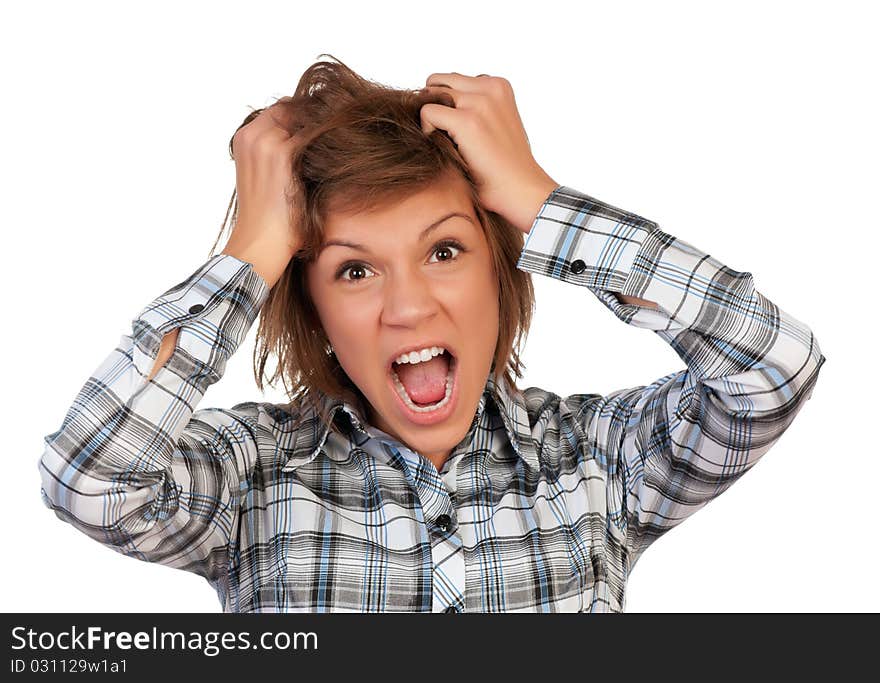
[419,72,559,234]
[222,97,303,289]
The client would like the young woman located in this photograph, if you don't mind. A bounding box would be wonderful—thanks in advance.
[38,56,826,613]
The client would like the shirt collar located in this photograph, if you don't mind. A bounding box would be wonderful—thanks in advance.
[281,371,540,473]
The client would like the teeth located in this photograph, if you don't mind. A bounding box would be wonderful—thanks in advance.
[394,346,445,366]
[390,363,454,413]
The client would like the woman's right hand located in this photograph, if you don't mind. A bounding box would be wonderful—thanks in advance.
[221,97,303,290]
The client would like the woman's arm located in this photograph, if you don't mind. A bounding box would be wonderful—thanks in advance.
[38,255,270,595]
[39,94,305,602]
[615,293,658,308]
[517,185,826,571]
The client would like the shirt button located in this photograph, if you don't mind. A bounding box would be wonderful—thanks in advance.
[570,259,586,274]
[436,514,452,532]
[188,304,204,314]
[444,606,457,613]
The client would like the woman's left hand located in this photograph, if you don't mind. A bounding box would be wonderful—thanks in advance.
[419,72,559,234]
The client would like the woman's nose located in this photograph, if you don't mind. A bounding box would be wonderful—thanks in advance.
[380,271,440,327]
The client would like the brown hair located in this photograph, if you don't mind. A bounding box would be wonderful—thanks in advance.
[209,54,535,417]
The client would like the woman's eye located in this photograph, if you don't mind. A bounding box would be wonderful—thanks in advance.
[335,240,464,283]
[336,263,375,282]
[428,240,463,263]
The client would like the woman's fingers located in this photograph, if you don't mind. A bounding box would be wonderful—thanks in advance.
[417,84,462,136]
[419,100,466,137]
[417,70,556,230]
[425,71,494,92]
[419,84,492,136]
[248,97,296,135]
[233,98,298,160]
[418,84,458,109]
[265,96,296,131]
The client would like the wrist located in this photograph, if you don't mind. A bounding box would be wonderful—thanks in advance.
[516,173,559,235]
[221,239,293,289]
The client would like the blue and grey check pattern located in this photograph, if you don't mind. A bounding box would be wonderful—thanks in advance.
[38,185,826,612]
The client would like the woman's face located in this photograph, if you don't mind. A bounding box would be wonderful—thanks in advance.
[306,172,500,468]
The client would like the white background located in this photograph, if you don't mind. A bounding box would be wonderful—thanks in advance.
[3,0,876,613]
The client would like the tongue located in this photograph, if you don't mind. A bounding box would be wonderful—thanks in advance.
[393,353,450,405]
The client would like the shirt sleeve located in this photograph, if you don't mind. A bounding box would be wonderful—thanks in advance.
[37,254,272,596]
[516,185,827,572]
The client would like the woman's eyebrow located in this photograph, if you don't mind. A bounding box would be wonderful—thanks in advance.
[319,212,473,255]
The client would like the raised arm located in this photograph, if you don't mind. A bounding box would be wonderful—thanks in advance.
[38,97,303,607]
[38,255,270,597]
[516,185,827,571]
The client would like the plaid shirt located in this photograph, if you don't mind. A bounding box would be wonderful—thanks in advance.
[39,185,826,612]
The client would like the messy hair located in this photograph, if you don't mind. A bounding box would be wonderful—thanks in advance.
[209,54,535,416]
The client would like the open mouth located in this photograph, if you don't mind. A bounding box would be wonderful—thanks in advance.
[387,349,459,423]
